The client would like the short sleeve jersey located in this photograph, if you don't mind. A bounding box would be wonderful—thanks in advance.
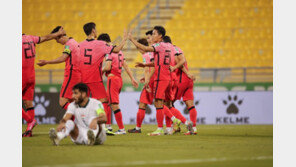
[22,34,40,80]
[152,42,172,81]
[66,98,105,129]
[174,47,191,83]
[105,51,124,77]
[168,43,179,81]
[63,38,80,72]
[79,39,115,83]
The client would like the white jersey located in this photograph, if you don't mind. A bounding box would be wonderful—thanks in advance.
[66,98,104,129]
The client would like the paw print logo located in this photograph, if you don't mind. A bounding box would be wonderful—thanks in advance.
[33,95,50,116]
[222,95,243,114]
[136,101,152,115]
[180,100,199,115]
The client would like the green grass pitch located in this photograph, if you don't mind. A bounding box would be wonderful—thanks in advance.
[22,124,272,167]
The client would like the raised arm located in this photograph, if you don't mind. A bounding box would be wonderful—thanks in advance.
[39,27,65,43]
[123,60,138,88]
[37,54,68,66]
[112,30,128,53]
[129,37,155,52]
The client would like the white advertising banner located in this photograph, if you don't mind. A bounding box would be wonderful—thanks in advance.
[114,91,273,125]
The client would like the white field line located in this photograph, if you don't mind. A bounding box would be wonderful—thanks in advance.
[34,156,272,167]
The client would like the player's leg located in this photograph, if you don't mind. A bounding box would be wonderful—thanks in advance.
[110,103,125,134]
[23,100,37,136]
[183,81,197,135]
[49,120,79,146]
[128,102,147,133]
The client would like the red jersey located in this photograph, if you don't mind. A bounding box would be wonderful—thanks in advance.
[105,51,124,77]
[63,38,80,72]
[175,47,191,83]
[152,42,172,81]
[22,34,40,80]
[167,43,179,81]
[79,39,115,83]
[142,52,155,81]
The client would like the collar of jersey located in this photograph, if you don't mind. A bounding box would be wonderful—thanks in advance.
[78,98,90,108]
[86,39,95,42]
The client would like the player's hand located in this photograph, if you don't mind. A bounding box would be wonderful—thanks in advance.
[140,77,145,83]
[189,74,196,81]
[123,29,128,41]
[135,62,145,68]
[144,81,151,92]
[57,123,65,132]
[127,29,133,40]
[58,27,66,36]
[37,60,48,66]
[169,66,176,72]
[132,79,139,89]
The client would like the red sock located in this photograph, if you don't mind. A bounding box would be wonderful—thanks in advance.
[156,108,164,128]
[165,116,172,128]
[188,106,197,126]
[26,107,35,120]
[136,108,146,127]
[62,102,70,110]
[170,107,187,124]
[114,109,124,129]
[163,105,174,119]
[103,102,111,125]
[22,108,32,123]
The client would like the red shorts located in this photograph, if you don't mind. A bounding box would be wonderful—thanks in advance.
[60,70,81,99]
[139,79,154,105]
[175,80,194,101]
[168,80,178,102]
[153,80,172,100]
[22,78,35,101]
[107,75,123,104]
[86,82,108,100]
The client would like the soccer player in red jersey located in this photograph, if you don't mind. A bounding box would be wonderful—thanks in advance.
[37,26,81,111]
[79,22,128,127]
[162,36,193,135]
[128,32,156,133]
[22,27,65,137]
[129,26,181,136]
[173,47,197,135]
[98,33,138,135]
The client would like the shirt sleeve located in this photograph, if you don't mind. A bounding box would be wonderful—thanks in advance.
[149,53,155,62]
[63,45,71,55]
[175,47,183,56]
[94,100,105,116]
[152,43,162,53]
[65,103,75,115]
[31,35,41,44]
[105,54,112,61]
[103,42,115,55]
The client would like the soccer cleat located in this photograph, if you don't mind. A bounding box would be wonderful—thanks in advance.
[173,126,181,134]
[22,130,32,137]
[26,119,37,132]
[49,128,60,146]
[147,129,164,136]
[172,118,181,132]
[105,128,115,136]
[128,128,141,133]
[114,129,126,135]
[184,131,197,135]
[87,130,96,146]
[186,121,194,134]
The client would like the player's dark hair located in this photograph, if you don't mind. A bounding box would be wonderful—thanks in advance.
[137,38,148,46]
[153,26,166,38]
[83,22,96,36]
[73,83,88,94]
[145,30,153,36]
[163,36,172,44]
[97,33,111,42]
[51,26,66,36]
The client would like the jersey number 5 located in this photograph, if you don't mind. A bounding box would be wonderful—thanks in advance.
[23,42,35,59]
[84,49,92,65]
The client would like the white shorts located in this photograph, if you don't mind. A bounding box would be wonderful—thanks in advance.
[70,124,106,145]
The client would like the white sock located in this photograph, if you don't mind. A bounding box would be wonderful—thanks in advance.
[136,127,141,130]
[120,128,125,131]
[166,127,172,131]
[185,121,189,125]
[101,124,106,129]
[57,120,74,140]
[170,116,176,122]
[193,127,197,132]
[157,127,163,130]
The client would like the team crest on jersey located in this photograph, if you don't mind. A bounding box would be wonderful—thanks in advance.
[154,43,160,47]
[64,45,71,54]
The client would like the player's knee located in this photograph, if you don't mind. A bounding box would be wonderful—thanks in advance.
[89,123,97,130]
[65,120,74,128]
[99,98,108,103]
[24,100,34,108]
[139,102,147,109]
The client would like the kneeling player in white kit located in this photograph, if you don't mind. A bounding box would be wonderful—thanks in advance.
[49,83,107,146]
